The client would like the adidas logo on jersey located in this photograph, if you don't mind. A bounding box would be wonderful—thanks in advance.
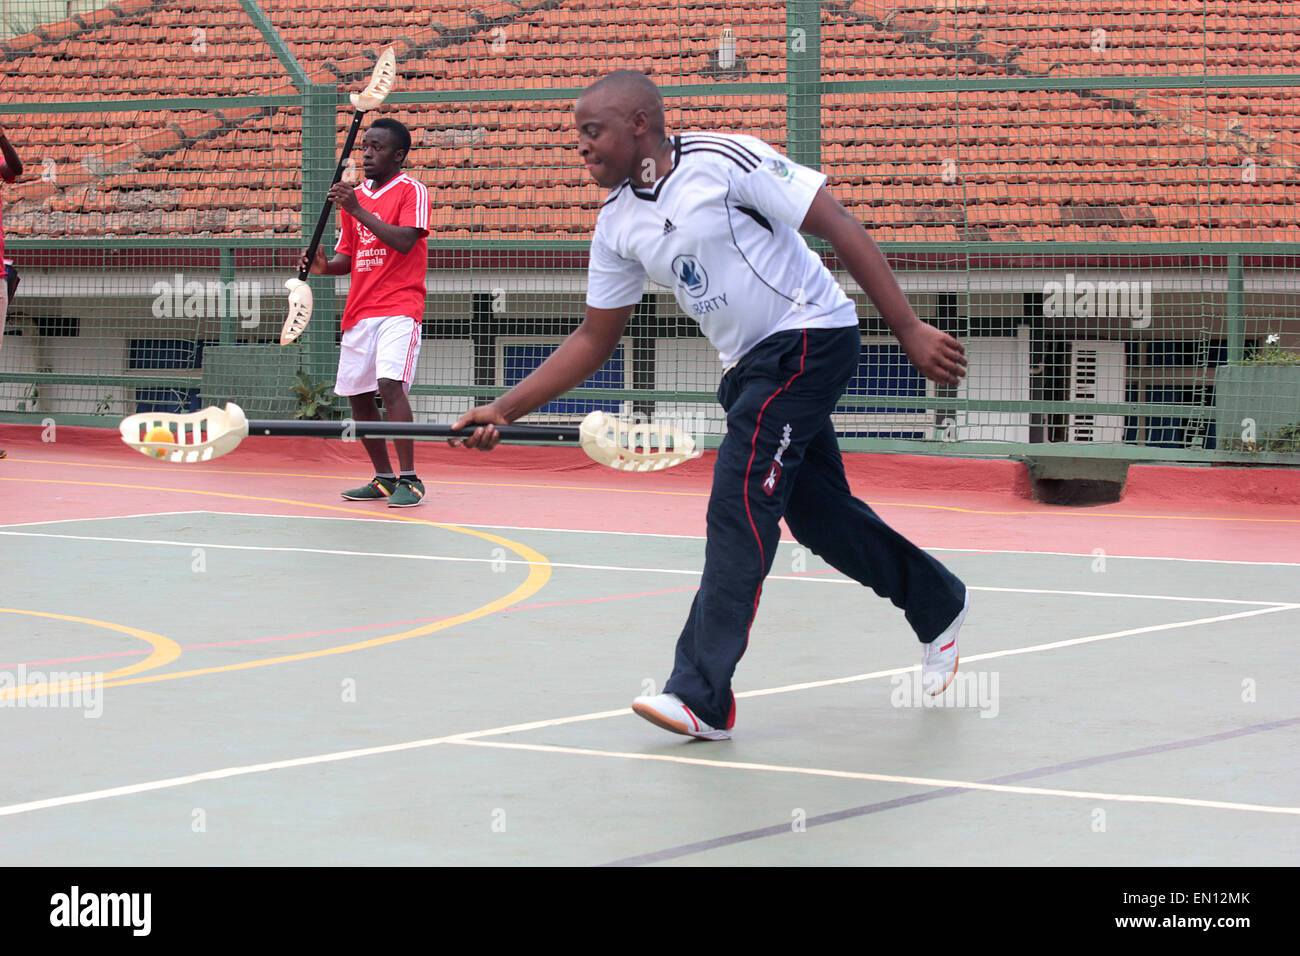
[663,218,676,234]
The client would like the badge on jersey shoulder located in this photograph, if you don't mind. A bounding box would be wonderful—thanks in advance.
[764,158,795,183]
[672,254,709,298]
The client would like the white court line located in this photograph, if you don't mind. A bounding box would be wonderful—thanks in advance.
[477,604,1300,705]
[181,511,1300,566]
[0,733,474,818]
[0,530,1291,608]
[450,739,1300,816]
[0,531,513,570]
[956,586,1292,607]
[0,603,1296,820]
[0,510,206,530]
[925,547,1300,568]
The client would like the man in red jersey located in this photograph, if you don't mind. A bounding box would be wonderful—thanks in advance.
[0,124,23,461]
[301,118,431,507]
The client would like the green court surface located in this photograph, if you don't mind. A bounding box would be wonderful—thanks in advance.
[2,509,1296,866]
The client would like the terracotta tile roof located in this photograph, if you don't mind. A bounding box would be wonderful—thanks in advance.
[2,0,1298,242]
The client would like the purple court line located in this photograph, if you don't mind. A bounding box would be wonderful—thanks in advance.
[599,715,1300,866]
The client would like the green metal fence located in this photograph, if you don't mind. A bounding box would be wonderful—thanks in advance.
[1,0,1298,465]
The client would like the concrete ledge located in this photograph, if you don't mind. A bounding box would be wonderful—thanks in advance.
[841,450,1035,498]
[1124,463,1300,506]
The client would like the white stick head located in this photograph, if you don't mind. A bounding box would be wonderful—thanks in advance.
[350,46,398,111]
[578,411,702,472]
[119,402,250,464]
[281,277,313,345]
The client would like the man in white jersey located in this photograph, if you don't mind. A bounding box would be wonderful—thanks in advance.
[454,70,970,740]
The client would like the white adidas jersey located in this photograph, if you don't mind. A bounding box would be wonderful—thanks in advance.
[586,132,858,368]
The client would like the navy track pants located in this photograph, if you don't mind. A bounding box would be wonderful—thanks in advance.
[662,326,969,730]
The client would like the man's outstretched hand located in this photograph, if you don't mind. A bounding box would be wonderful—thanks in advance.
[450,403,511,451]
[898,323,968,386]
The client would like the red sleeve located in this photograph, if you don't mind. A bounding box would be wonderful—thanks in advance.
[397,179,430,234]
[335,208,355,256]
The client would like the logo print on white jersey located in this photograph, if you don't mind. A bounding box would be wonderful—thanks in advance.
[672,254,709,298]
[663,218,676,234]
[764,158,795,183]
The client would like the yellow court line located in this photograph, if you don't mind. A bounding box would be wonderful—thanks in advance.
[0,480,553,693]
[0,463,712,502]
[95,548,547,690]
[3,471,1299,523]
[0,609,182,699]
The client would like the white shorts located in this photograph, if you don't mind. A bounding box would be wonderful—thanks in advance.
[334,314,421,396]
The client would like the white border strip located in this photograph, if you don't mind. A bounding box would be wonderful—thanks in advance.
[153,511,1300,567]
[0,510,207,530]
[2,530,1292,608]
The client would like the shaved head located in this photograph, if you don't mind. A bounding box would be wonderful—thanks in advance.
[580,70,666,137]
[575,70,673,188]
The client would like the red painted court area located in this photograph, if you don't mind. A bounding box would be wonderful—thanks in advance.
[2,424,1298,564]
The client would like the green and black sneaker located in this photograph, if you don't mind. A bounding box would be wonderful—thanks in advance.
[341,476,397,501]
[387,477,426,508]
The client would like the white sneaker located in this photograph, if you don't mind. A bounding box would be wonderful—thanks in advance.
[921,590,969,696]
[632,693,732,740]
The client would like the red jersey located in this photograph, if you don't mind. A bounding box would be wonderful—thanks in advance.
[335,173,430,332]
